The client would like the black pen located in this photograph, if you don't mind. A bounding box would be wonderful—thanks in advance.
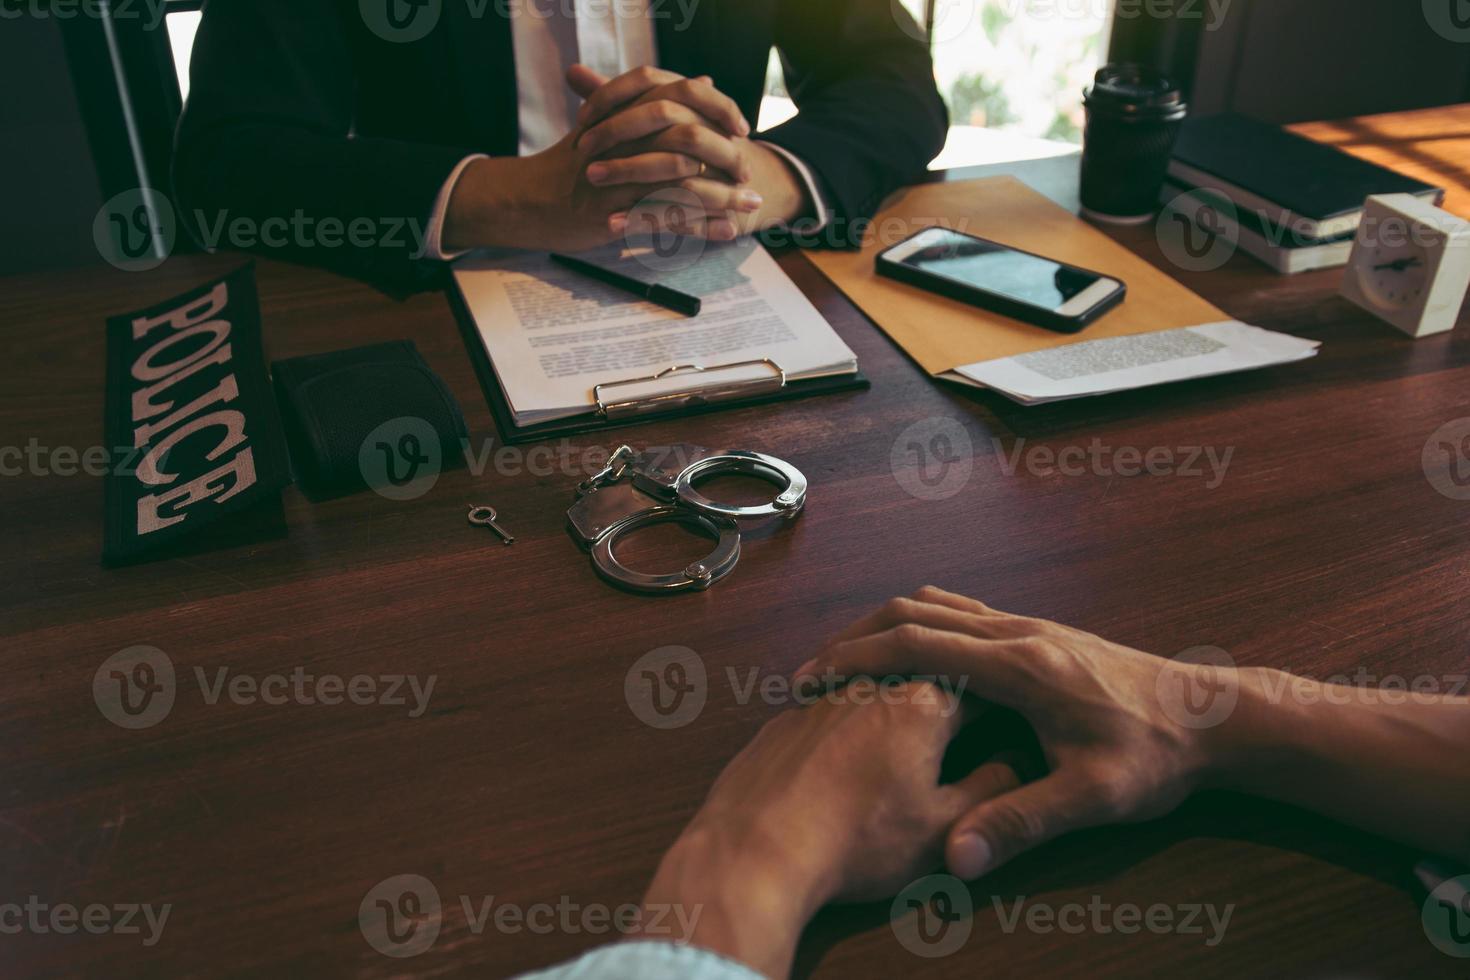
[550,253,702,318]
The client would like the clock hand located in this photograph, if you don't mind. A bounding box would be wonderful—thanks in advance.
[1373,257,1424,273]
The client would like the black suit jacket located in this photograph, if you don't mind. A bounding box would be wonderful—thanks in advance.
[173,0,947,287]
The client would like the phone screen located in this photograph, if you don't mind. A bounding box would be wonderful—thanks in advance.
[894,229,1104,312]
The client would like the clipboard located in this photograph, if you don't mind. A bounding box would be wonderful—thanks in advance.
[447,279,869,444]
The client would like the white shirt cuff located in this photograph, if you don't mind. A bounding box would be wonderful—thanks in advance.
[422,153,489,261]
[757,141,831,233]
[513,940,768,980]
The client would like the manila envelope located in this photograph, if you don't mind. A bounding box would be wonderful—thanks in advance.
[804,176,1226,378]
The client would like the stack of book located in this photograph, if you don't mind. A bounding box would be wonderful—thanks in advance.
[1159,113,1443,274]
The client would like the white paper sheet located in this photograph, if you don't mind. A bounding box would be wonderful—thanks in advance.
[952,321,1321,405]
[453,240,857,424]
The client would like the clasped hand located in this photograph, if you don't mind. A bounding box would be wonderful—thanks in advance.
[635,588,1226,977]
[443,65,806,253]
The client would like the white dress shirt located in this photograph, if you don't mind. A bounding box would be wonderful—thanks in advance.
[422,0,826,258]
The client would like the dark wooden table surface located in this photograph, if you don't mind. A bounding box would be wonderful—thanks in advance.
[4,142,1469,978]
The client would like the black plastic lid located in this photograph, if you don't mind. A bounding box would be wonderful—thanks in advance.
[1084,64,1187,121]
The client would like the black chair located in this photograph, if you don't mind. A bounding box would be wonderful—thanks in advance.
[59,1,198,216]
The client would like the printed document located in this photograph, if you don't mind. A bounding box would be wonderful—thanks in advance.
[953,321,1320,405]
[453,240,857,424]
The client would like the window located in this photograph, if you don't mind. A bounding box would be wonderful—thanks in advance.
[165,7,201,101]
[168,2,1111,169]
[761,1,1110,169]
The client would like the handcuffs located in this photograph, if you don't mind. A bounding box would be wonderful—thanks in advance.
[567,444,807,594]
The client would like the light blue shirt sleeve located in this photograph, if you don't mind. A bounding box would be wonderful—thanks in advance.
[514,940,767,980]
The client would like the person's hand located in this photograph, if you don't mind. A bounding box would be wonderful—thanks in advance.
[443,63,731,251]
[633,679,1017,978]
[568,64,810,240]
[792,587,1223,882]
[442,65,811,251]
[440,131,659,253]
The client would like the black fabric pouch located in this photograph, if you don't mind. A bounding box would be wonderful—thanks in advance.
[271,341,468,500]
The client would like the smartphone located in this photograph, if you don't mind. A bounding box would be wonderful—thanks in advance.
[876,226,1126,333]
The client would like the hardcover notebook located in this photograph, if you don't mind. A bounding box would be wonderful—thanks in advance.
[1169,113,1443,239]
[450,239,862,441]
[1159,178,1358,275]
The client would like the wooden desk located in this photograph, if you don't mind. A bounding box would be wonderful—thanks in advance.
[5,114,1470,978]
[1291,103,1470,220]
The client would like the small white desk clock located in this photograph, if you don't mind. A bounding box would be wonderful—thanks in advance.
[1341,193,1470,338]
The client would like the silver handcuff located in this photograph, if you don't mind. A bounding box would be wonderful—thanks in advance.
[567,444,807,594]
